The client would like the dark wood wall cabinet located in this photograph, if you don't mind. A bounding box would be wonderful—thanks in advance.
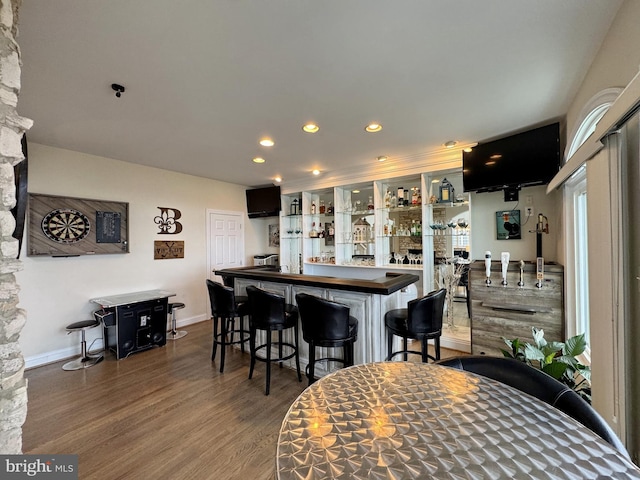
[468,261,564,356]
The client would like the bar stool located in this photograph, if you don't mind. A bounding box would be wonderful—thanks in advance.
[385,288,446,363]
[246,285,302,395]
[62,319,104,371]
[296,293,358,385]
[167,302,187,340]
[206,279,250,373]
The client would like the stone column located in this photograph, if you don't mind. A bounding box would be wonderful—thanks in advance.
[0,0,32,454]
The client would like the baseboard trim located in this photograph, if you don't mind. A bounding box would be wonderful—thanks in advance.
[25,315,210,370]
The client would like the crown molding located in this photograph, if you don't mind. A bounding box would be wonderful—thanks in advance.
[280,146,467,194]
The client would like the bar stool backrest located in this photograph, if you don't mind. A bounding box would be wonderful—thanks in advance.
[246,285,287,328]
[296,293,350,343]
[437,355,629,458]
[206,279,237,317]
[407,288,446,335]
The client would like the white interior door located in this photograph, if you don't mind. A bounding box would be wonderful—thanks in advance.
[207,209,244,281]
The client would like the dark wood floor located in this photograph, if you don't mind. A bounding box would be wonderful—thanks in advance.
[23,320,464,480]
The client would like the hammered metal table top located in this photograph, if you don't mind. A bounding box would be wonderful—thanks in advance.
[277,362,640,479]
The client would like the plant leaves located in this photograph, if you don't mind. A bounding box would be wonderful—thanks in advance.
[531,327,547,348]
[524,344,545,363]
[564,334,587,357]
[542,361,568,380]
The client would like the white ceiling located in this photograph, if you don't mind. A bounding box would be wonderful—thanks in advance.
[16,1,622,188]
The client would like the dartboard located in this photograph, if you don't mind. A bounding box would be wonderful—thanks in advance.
[41,208,91,244]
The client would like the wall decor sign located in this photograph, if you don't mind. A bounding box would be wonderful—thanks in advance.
[269,224,280,247]
[28,193,129,257]
[154,207,183,234]
[154,240,185,259]
[496,210,521,240]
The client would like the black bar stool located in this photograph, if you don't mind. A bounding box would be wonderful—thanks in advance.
[62,319,104,371]
[206,279,250,373]
[295,293,358,385]
[167,302,187,340]
[385,288,446,363]
[246,285,302,395]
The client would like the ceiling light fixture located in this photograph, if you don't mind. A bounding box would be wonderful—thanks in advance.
[444,140,457,148]
[274,176,282,183]
[352,189,360,194]
[312,169,320,176]
[302,123,319,133]
[111,83,125,98]
[365,123,382,133]
[252,157,266,164]
[259,138,275,147]
[377,155,388,162]
[463,147,473,153]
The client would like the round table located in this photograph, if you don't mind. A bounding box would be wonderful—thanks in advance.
[277,362,640,479]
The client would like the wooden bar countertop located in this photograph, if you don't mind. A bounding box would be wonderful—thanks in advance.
[215,266,419,295]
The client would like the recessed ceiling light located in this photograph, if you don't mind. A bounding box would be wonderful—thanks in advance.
[252,157,266,164]
[352,189,360,194]
[377,155,388,162]
[274,176,282,183]
[312,169,321,176]
[365,123,382,133]
[490,154,502,159]
[463,147,473,153]
[444,140,457,148]
[302,123,319,133]
[259,138,275,147]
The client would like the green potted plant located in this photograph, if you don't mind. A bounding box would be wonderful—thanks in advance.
[501,327,592,403]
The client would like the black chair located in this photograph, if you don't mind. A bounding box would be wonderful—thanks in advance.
[206,279,250,373]
[295,293,358,385]
[246,285,302,395]
[385,288,446,362]
[437,355,629,458]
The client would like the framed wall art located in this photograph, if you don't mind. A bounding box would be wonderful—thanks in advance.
[496,210,521,240]
[28,193,129,257]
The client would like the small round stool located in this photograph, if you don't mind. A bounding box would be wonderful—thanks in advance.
[62,319,104,371]
[167,302,187,340]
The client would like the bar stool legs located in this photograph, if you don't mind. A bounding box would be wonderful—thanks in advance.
[167,302,187,340]
[62,319,104,371]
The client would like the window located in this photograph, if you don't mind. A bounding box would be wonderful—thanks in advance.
[563,88,621,360]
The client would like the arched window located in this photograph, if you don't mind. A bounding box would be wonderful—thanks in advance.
[563,88,621,359]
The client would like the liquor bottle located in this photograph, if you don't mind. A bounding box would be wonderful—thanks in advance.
[318,223,325,238]
[328,221,335,236]
[327,202,334,214]
[390,193,397,208]
[309,222,319,238]
[397,187,404,206]
[411,187,419,205]
[390,252,396,264]
[367,196,374,210]
[319,200,325,214]
[311,201,316,214]
[404,189,409,206]
[384,189,391,208]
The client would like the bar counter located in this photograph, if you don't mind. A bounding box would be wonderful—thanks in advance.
[215,266,419,295]
[214,267,420,370]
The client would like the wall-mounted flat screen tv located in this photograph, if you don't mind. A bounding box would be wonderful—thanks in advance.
[246,185,281,218]
[462,122,560,193]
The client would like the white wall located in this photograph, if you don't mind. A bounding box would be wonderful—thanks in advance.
[17,143,270,367]
[469,185,561,263]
